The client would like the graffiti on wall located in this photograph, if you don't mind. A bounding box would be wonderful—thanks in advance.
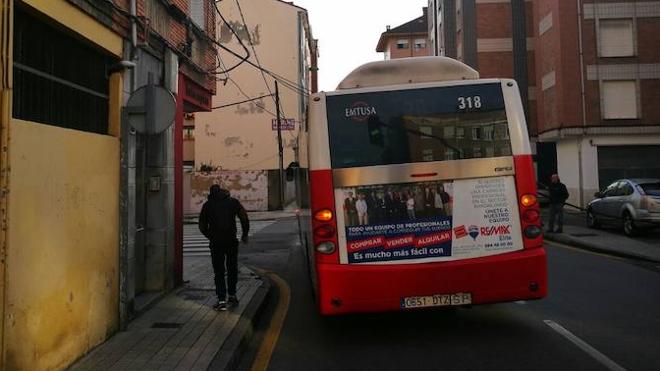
[190,170,268,212]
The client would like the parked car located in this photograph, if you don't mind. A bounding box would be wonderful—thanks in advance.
[586,178,660,236]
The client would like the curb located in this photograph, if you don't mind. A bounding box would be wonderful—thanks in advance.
[544,233,660,264]
[207,271,272,371]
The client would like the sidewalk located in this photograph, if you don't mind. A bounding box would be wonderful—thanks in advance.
[541,208,660,263]
[70,260,268,371]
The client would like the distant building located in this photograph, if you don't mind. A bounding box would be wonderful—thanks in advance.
[190,0,318,212]
[428,0,536,135]
[377,7,431,60]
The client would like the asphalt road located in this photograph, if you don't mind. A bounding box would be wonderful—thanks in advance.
[238,218,660,371]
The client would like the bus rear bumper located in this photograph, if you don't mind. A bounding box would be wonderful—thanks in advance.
[316,248,547,315]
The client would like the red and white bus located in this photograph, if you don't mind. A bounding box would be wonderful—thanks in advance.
[301,57,546,315]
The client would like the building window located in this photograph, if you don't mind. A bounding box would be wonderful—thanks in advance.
[602,80,638,119]
[420,126,433,139]
[471,127,480,140]
[414,38,427,49]
[190,0,205,30]
[422,149,434,161]
[482,126,494,141]
[13,7,114,134]
[184,126,195,140]
[599,19,635,57]
[397,39,409,49]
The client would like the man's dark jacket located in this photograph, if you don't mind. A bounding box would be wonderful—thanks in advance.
[198,188,249,242]
[548,182,569,205]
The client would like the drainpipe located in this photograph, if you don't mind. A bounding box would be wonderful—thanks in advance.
[576,0,586,207]
[130,0,138,91]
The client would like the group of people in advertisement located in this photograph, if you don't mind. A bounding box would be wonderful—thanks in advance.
[342,181,453,227]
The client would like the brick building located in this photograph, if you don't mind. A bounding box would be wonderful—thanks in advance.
[431,0,660,207]
[376,7,431,59]
[428,0,537,134]
[534,0,660,206]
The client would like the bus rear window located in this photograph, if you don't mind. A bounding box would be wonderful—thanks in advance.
[326,83,512,169]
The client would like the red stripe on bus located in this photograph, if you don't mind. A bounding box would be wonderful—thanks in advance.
[513,154,543,250]
[410,172,438,178]
[310,169,339,264]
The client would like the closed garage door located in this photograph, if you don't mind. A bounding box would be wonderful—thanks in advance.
[598,145,660,189]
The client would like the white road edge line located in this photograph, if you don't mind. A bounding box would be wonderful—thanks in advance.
[543,320,627,371]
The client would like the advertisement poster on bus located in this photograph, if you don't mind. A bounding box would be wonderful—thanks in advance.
[336,176,523,264]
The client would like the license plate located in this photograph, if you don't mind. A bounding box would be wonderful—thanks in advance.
[401,293,472,309]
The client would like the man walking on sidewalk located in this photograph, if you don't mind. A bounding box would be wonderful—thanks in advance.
[547,173,569,233]
[199,185,249,311]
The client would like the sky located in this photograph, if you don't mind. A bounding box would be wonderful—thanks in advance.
[290,0,428,91]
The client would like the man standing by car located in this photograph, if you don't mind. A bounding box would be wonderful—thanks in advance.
[199,184,249,311]
[547,173,569,233]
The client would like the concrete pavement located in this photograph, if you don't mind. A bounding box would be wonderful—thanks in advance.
[542,208,660,263]
[68,210,299,371]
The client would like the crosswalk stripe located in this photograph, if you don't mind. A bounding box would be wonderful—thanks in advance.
[183,220,276,256]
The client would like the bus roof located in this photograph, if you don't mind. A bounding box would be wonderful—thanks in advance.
[336,56,479,90]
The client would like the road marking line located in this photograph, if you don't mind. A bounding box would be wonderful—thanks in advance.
[544,240,625,261]
[543,320,627,371]
[251,270,290,371]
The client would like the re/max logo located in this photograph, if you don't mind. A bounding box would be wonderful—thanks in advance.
[480,225,511,236]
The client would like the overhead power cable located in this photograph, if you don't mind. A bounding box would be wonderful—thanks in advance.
[212,93,274,110]
[211,0,251,74]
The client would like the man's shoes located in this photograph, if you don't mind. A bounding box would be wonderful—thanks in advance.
[213,300,227,311]
[228,295,239,307]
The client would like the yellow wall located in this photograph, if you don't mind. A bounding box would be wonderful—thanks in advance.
[0,1,124,369]
[4,120,120,370]
[21,0,122,57]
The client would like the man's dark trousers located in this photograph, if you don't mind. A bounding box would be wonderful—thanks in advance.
[210,238,238,300]
[548,203,564,232]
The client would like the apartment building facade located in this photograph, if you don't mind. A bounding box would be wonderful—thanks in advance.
[376,7,431,59]
[431,0,660,206]
[429,0,537,131]
[0,1,216,369]
[533,0,660,206]
[190,0,317,212]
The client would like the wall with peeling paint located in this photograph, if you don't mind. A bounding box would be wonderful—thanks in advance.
[5,120,120,370]
[194,0,313,173]
[189,170,268,213]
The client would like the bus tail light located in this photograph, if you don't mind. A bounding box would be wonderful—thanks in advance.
[524,225,542,239]
[522,209,540,223]
[520,194,537,207]
[316,241,336,254]
[314,225,336,239]
[513,155,543,249]
[310,169,339,263]
[314,209,334,222]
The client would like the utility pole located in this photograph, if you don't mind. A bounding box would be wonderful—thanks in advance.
[275,81,284,210]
